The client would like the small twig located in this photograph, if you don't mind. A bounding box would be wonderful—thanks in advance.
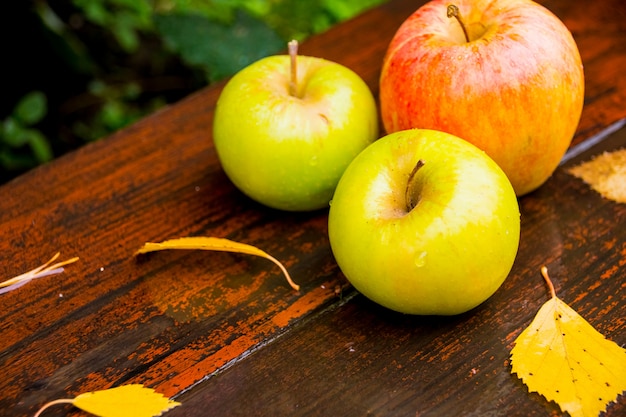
[0,253,79,295]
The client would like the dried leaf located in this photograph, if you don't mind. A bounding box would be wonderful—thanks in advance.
[511,267,626,417]
[0,252,79,295]
[568,148,626,203]
[33,384,180,417]
[136,237,300,291]
[73,385,180,417]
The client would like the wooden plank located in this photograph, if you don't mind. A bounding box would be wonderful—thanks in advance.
[0,0,625,415]
[166,123,626,417]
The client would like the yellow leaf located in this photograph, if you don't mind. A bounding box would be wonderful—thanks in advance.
[511,267,626,417]
[33,385,180,417]
[568,148,626,203]
[0,252,79,295]
[73,385,180,417]
[135,237,300,291]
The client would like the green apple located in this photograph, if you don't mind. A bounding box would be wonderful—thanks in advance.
[213,41,379,211]
[328,129,520,315]
[379,0,584,196]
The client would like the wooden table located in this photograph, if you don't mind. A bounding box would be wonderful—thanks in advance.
[2,0,625,415]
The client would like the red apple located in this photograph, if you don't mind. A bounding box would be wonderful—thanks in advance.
[379,0,584,196]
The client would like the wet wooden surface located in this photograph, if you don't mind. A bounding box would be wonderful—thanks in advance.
[1,0,625,416]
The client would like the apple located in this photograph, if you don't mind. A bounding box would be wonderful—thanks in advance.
[213,40,379,211]
[328,129,520,315]
[379,0,584,196]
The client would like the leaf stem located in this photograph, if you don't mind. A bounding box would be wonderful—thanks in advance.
[447,4,470,43]
[288,39,298,97]
[540,266,557,299]
[264,252,300,291]
[33,399,75,417]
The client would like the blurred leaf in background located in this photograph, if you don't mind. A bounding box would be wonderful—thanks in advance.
[1,92,53,173]
[1,0,387,184]
[73,0,153,52]
[154,10,285,83]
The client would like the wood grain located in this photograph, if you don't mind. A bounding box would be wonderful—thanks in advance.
[167,117,626,417]
[1,0,625,416]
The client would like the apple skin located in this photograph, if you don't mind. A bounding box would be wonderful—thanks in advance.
[328,129,520,315]
[213,54,379,211]
[379,0,584,196]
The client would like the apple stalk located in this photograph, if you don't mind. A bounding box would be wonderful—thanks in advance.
[447,4,470,43]
[405,159,425,212]
[288,40,299,97]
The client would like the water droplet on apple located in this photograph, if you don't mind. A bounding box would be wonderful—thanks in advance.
[415,251,427,268]
[309,156,319,167]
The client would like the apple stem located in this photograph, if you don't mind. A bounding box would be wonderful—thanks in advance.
[405,159,425,212]
[447,4,470,43]
[288,39,298,97]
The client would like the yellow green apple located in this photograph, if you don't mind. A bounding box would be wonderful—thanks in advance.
[328,129,520,315]
[213,41,379,211]
[379,0,584,196]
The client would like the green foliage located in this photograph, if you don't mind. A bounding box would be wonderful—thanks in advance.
[72,80,167,142]
[154,0,388,82]
[1,92,53,172]
[14,91,48,125]
[153,0,270,23]
[72,0,153,51]
[154,10,285,83]
[260,0,387,40]
[1,0,388,182]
